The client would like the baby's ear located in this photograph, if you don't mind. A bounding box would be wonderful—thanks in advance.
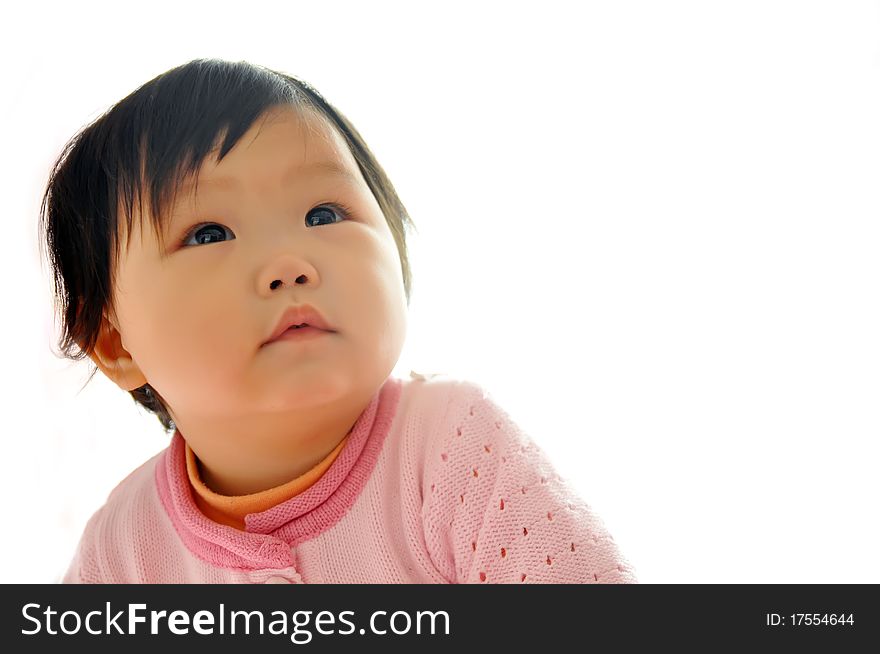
[87,314,148,392]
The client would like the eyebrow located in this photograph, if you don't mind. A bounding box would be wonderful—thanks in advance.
[177,160,361,196]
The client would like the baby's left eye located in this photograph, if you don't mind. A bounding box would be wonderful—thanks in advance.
[306,203,351,226]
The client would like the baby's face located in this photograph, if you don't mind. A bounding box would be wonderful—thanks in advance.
[106,106,408,421]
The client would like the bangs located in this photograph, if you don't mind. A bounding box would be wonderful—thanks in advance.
[106,59,319,260]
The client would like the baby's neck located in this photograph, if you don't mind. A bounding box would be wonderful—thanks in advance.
[175,392,371,496]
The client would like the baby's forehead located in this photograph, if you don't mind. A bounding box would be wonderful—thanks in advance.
[119,106,360,249]
[195,108,352,182]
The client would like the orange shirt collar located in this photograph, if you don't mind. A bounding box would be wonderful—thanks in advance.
[185,435,350,530]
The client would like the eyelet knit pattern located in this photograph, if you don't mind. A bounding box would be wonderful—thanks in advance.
[422,383,637,583]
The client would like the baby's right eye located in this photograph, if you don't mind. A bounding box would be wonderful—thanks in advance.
[181,223,235,247]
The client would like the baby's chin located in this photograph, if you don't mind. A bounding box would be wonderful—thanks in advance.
[250,371,367,412]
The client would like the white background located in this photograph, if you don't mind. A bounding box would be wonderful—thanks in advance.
[1,0,878,583]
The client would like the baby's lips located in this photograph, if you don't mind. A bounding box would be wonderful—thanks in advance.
[264,303,335,345]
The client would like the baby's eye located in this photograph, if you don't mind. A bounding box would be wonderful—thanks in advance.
[184,223,233,246]
[180,203,351,248]
[305,203,350,227]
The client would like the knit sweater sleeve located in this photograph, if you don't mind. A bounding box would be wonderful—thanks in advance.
[61,509,105,584]
[421,381,638,584]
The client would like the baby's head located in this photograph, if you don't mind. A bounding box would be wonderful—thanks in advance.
[40,59,415,436]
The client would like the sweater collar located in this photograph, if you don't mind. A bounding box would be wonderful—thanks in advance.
[184,431,351,530]
[154,376,403,570]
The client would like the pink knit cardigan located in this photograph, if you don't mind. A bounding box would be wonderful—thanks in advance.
[62,373,637,583]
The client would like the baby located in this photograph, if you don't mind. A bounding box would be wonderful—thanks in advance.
[41,58,637,584]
